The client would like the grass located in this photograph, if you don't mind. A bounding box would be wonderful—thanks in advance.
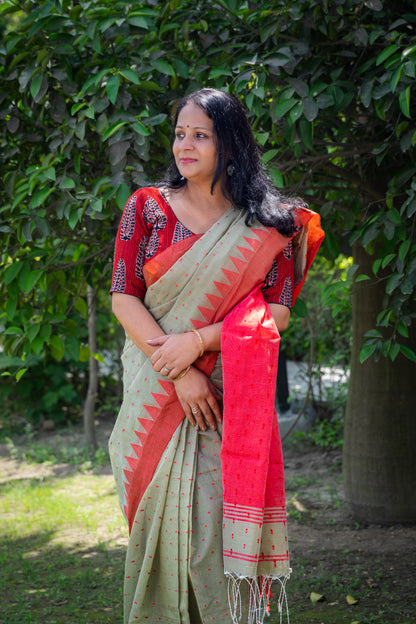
[1,432,415,624]
[0,466,126,624]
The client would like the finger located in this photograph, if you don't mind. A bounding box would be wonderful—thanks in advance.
[191,406,207,431]
[150,350,161,366]
[150,352,170,374]
[182,403,196,428]
[207,396,222,424]
[198,400,217,431]
[151,358,165,373]
[147,335,169,346]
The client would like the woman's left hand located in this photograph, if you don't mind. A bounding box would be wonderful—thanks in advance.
[148,332,202,379]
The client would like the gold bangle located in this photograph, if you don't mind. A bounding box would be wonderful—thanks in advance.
[190,328,205,358]
[172,365,191,382]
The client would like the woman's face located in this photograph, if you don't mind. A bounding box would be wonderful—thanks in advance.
[173,102,218,185]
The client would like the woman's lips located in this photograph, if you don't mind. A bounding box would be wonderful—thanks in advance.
[180,158,197,164]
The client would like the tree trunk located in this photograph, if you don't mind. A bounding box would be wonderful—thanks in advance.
[84,284,98,450]
[343,243,416,523]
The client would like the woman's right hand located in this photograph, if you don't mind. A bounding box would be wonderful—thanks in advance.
[173,366,222,432]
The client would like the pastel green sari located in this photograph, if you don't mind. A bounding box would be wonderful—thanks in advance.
[109,204,324,624]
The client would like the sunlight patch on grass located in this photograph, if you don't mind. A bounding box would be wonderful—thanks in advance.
[0,473,126,546]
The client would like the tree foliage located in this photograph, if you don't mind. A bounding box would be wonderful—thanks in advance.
[1,0,416,374]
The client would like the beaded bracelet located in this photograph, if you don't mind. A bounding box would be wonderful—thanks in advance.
[172,365,191,382]
[190,328,205,358]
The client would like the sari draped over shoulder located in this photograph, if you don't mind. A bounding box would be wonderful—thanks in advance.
[109,206,324,624]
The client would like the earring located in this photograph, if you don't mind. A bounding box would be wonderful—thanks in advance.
[227,163,234,176]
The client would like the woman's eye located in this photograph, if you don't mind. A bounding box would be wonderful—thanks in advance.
[196,133,208,139]
[175,132,184,139]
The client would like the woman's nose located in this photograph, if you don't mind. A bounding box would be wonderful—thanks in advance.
[182,133,194,149]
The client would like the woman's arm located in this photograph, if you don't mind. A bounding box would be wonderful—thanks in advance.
[269,303,291,332]
[112,292,222,431]
[147,303,290,374]
[112,292,168,357]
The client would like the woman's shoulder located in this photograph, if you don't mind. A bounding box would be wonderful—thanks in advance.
[123,186,179,230]
[129,186,163,203]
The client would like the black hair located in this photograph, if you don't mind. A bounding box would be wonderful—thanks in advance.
[160,88,304,237]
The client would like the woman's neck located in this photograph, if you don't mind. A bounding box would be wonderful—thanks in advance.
[166,181,232,234]
[189,178,232,208]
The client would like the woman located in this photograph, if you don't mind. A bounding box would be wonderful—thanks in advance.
[109,88,324,624]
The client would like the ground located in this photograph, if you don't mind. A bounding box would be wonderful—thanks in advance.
[0,422,415,624]
[283,444,416,624]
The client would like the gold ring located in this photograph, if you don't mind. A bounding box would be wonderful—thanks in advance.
[191,406,200,415]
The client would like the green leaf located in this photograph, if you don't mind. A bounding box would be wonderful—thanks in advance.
[396,319,409,338]
[273,98,298,118]
[4,261,24,285]
[60,177,76,189]
[400,345,416,363]
[24,269,43,293]
[31,186,55,208]
[376,44,399,66]
[92,351,106,364]
[399,86,411,119]
[360,342,378,363]
[302,97,318,121]
[119,69,140,84]
[27,323,41,343]
[49,334,64,361]
[74,152,81,175]
[299,118,313,150]
[262,149,278,164]
[293,297,307,318]
[5,326,24,336]
[398,239,410,263]
[16,368,28,382]
[360,79,374,107]
[74,297,88,318]
[209,67,233,79]
[65,335,80,361]
[364,329,383,339]
[44,166,56,181]
[68,208,81,230]
[127,15,150,29]
[389,342,400,361]
[381,253,395,269]
[386,273,402,295]
[6,294,17,320]
[71,102,87,115]
[91,198,103,213]
[323,225,338,259]
[102,121,127,141]
[390,64,403,93]
[362,221,380,247]
[116,183,131,210]
[269,167,284,188]
[132,121,151,136]
[78,345,90,362]
[373,258,382,274]
[106,74,120,105]
[30,74,43,99]
[387,208,402,225]
[150,59,175,76]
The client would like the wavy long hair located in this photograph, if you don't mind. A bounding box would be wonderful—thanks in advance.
[160,88,304,237]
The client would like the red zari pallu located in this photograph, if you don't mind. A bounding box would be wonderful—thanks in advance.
[109,206,324,624]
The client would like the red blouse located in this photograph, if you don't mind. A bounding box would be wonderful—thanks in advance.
[110,187,294,308]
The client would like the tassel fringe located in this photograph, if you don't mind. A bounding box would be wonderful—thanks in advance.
[225,571,291,624]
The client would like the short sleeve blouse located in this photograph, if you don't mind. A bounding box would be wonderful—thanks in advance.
[110,187,294,309]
